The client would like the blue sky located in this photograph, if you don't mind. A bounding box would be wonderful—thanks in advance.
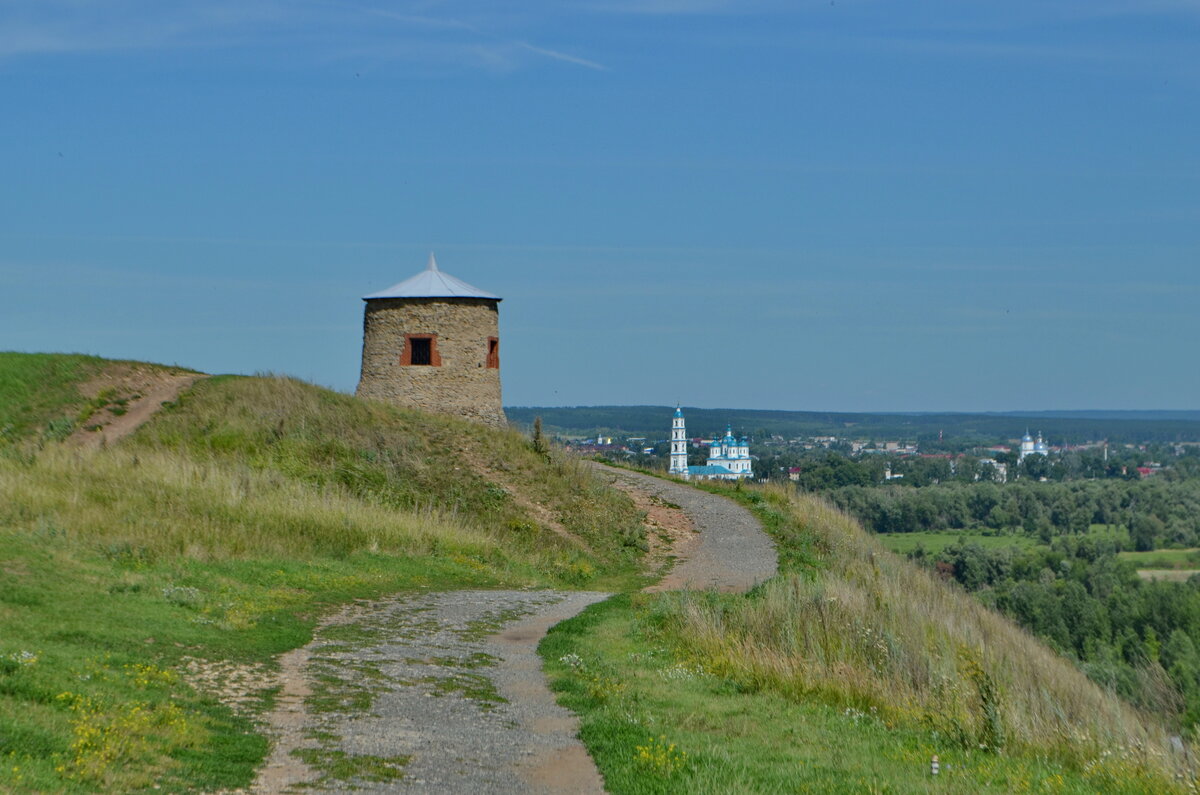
[2,1,1197,411]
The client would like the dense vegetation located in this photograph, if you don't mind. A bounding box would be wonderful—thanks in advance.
[828,480,1200,547]
[0,355,647,792]
[770,445,1200,488]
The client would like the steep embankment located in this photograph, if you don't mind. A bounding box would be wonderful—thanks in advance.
[544,476,1192,793]
[0,353,647,793]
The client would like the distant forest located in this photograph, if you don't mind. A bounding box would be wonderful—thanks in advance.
[506,405,1200,445]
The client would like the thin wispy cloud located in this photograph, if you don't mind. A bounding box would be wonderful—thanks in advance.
[518,41,607,70]
[0,1,608,71]
[575,0,770,14]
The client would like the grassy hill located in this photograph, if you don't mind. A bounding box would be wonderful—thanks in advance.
[0,353,646,792]
[0,352,1191,792]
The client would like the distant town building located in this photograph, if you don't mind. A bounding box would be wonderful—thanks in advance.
[978,458,1008,483]
[668,409,753,480]
[1018,430,1050,463]
[697,426,753,480]
[669,407,688,477]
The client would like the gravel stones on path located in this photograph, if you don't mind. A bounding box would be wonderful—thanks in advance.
[590,464,778,592]
[260,590,609,794]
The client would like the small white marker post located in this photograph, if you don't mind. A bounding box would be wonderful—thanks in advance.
[931,755,940,776]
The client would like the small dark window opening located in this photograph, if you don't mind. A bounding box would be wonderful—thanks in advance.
[486,337,499,369]
[410,337,433,365]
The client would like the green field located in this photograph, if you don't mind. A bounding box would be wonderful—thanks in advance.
[876,525,1132,557]
[875,531,1042,555]
[1119,548,1200,569]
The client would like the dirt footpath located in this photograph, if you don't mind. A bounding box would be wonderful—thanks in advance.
[590,465,778,593]
[68,365,204,448]
[236,464,777,794]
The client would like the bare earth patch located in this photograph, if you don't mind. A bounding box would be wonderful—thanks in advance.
[179,657,279,719]
[68,364,205,448]
[614,479,700,590]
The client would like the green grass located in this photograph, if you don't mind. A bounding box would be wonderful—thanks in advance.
[1119,548,1200,569]
[0,354,652,792]
[0,352,105,442]
[543,595,1157,794]
[875,525,1130,557]
[3,354,1188,792]
[0,525,537,791]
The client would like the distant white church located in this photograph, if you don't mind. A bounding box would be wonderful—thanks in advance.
[1018,430,1050,463]
[669,407,753,480]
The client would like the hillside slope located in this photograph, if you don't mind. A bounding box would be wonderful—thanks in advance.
[543,474,1192,792]
[0,354,647,792]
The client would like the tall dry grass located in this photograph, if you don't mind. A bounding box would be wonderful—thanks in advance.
[0,445,513,563]
[655,484,1190,784]
[128,374,646,564]
[0,372,647,587]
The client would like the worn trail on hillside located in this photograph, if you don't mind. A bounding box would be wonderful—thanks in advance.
[589,464,778,592]
[68,366,205,448]
[248,591,611,794]
[243,465,776,794]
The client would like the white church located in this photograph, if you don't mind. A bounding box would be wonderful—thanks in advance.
[1018,430,1050,463]
[669,407,753,480]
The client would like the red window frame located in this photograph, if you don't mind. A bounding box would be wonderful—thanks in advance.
[486,337,499,369]
[400,334,441,366]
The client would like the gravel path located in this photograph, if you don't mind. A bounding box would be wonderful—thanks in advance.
[245,466,776,793]
[589,464,778,592]
[255,590,610,793]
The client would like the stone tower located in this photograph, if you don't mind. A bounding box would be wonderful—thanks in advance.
[356,254,506,428]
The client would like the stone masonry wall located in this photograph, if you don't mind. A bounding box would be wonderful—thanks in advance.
[356,297,506,428]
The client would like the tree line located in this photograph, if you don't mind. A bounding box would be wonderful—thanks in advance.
[825,479,1200,550]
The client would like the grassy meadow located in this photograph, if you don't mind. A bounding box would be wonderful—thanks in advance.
[1119,548,1200,569]
[0,354,647,792]
[876,524,1131,557]
[875,530,1042,556]
[543,477,1192,792]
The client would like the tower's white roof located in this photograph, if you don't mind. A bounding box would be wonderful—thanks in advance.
[363,253,501,301]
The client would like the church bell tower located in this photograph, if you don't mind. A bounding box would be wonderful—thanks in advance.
[669,406,688,478]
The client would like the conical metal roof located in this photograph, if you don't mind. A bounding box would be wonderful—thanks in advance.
[363,253,501,301]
